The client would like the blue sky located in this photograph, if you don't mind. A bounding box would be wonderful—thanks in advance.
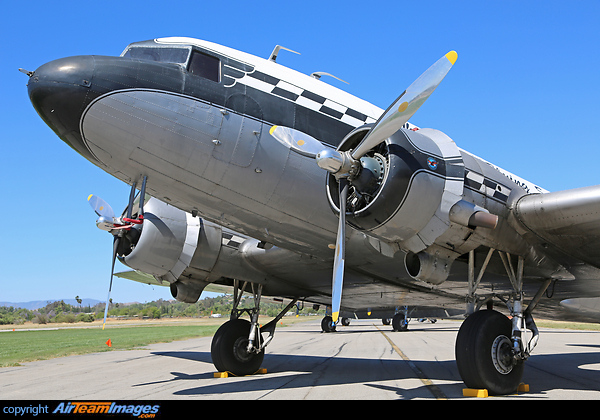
[2,1,600,303]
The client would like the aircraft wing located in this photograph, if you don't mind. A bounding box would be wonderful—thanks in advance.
[115,270,169,287]
[513,185,600,269]
[114,270,233,295]
[114,270,296,303]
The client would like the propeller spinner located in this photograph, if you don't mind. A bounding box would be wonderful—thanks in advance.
[270,51,458,325]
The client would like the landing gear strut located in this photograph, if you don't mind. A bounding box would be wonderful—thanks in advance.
[210,280,297,376]
[456,249,552,394]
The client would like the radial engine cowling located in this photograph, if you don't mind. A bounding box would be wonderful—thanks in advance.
[328,126,466,252]
[326,125,473,284]
[118,198,222,303]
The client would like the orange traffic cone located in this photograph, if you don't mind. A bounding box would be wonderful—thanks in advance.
[106,339,112,347]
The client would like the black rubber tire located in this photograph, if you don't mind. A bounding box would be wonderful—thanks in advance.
[211,319,264,376]
[321,316,336,332]
[392,313,408,331]
[455,310,524,395]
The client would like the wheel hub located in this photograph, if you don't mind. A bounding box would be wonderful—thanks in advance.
[491,335,514,375]
[233,337,255,363]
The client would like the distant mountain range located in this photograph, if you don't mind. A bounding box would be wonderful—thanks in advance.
[0,299,103,310]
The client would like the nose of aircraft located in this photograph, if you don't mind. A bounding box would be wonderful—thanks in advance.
[27,55,99,162]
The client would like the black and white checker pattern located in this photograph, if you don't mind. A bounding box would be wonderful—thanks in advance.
[224,66,377,127]
[221,232,246,249]
[465,170,511,203]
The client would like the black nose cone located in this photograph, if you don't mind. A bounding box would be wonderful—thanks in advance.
[28,56,99,162]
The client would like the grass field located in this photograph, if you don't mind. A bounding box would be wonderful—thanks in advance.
[536,319,600,331]
[0,324,219,367]
[0,316,310,368]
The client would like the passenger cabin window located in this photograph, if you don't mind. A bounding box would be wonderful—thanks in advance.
[189,51,220,83]
[122,47,190,64]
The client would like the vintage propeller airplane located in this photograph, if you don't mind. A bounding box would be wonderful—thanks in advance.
[24,37,600,395]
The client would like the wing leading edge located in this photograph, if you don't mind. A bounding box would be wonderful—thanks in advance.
[513,184,600,269]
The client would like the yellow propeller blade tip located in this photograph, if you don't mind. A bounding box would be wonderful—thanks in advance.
[269,125,278,135]
[88,194,93,201]
[332,312,339,323]
[445,51,458,65]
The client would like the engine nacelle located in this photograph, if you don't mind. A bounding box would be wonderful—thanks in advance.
[327,126,465,254]
[118,197,222,303]
[325,125,501,285]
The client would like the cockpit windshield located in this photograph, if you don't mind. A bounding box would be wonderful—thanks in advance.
[120,43,221,83]
[121,47,190,64]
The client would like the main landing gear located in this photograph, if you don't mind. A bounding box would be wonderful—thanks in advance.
[392,312,409,331]
[210,280,297,376]
[456,309,525,394]
[455,249,553,394]
[321,315,337,332]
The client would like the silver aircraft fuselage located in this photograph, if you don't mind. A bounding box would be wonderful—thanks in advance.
[29,38,532,249]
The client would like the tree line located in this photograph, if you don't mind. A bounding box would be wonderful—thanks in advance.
[0,295,324,325]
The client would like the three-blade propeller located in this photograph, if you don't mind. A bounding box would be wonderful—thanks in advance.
[88,194,121,330]
[88,178,147,329]
[270,51,457,326]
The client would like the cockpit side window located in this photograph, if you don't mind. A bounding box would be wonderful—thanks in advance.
[122,47,190,64]
[188,51,220,83]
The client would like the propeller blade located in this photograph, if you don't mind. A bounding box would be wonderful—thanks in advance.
[351,51,457,160]
[102,235,120,330]
[126,181,137,220]
[88,194,115,219]
[331,178,349,323]
[269,125,325,158]
[138,176,148,218]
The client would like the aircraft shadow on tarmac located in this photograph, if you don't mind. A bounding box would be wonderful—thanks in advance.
[143,344,600,398]
[272,325,460,335]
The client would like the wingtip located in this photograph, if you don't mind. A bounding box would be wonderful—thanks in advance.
[445,51,458,65]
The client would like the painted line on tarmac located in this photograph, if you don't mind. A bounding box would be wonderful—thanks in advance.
[375,325,447,400]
